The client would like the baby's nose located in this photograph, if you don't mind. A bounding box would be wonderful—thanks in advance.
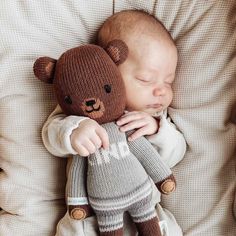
[153,86,166,96]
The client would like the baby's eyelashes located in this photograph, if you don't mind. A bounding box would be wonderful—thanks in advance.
[136,77,157,87]
[136,77,150,82]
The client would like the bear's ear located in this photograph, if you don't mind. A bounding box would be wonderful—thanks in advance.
[105,39,128,65]
[33,57,57,84]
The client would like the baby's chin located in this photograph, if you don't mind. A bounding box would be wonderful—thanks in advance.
[143,106,164,115]
[126,105,165,114]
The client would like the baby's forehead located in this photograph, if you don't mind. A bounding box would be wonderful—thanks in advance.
[124,36,178,76]
[126,33,177,57]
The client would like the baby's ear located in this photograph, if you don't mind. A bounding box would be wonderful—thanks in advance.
[33,57,57,84]
[105,39,128,65]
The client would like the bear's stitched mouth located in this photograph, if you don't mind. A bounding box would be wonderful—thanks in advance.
[86,105,101,113]
[81,98,105,119]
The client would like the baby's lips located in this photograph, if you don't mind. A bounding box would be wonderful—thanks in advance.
[146,103,162,109]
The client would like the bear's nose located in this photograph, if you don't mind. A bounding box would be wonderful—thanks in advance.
[86,99,96,106]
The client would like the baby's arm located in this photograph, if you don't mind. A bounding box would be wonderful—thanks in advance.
[116,110,186,168]
[147,111,186,168]
[42,105,109,157]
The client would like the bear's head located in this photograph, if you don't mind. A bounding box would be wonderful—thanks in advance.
[34,40,128,124]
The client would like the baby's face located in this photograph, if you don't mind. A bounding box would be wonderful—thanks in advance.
[119,35,178,114]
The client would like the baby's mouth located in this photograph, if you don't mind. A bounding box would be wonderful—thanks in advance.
[146,104,162,109]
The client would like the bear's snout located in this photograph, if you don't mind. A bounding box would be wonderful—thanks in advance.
[81,98,105,119]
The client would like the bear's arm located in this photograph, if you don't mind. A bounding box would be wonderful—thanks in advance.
[67,155,89,206]
[127,133,172,184]
[147,112,186,168]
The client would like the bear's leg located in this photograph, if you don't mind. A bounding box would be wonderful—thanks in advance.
[135,218,162,236]
[96,211,124,236]
[129,194,162,236]
[100,228,123,236]
[68,204,94,220]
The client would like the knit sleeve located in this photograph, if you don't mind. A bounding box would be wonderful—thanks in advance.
[42,105,89,157]
[147,113,186,168]
[66,156,88,205]
[127,134,172,184]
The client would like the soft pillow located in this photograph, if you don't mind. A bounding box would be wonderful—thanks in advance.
[0,1,236,236]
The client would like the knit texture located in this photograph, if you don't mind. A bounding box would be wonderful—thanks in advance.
[66,122,171,234]
[66,155,87,199]
[53,44,127,124]
[87,123,172,198]
[136,217,162,236]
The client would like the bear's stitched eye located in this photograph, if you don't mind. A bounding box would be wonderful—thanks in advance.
[104,84,112,93]
[64,95,72,104]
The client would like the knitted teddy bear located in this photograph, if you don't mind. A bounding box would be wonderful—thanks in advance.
[34,40,176,236]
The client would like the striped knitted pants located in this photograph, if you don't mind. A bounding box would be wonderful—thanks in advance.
[94,193,157,233]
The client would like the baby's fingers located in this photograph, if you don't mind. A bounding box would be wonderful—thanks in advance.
[116,111,143,126]
[96,127,109,149]
[90,134,102,149]
[119,119,146,132]
[128,127,148,141]
[83,139,98,155]
[73,143,90,157]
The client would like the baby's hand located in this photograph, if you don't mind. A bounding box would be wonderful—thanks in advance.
[70,119,109,156]
[116,111,159,141]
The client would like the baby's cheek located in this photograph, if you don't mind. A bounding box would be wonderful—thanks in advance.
[167,89,173,103]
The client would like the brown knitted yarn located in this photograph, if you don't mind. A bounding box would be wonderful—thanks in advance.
[53,43,127,124]
[33,57,56,84]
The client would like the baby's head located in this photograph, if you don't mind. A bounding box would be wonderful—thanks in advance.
[97,10,178,114]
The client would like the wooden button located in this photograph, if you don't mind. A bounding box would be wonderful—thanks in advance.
[71,208,86,220]
[161,180,176,194]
